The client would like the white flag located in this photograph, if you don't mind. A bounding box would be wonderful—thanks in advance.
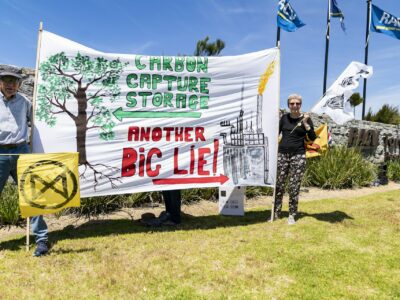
[311,62,373,125]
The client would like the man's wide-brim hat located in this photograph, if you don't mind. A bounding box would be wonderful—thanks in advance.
[0,71,22,79]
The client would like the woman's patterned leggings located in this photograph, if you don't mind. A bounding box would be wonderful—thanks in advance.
[274,153,307,216]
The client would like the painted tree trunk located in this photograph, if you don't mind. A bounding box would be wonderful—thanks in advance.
[75,88,88,165]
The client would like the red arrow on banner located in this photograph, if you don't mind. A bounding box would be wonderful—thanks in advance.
[152,174,229,185]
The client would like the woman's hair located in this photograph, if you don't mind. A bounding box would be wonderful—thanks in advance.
[287,94,302,105]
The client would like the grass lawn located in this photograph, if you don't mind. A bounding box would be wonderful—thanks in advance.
[0,190,399,299]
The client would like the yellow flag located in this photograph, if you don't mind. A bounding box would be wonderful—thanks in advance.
[306,124,328,159]
[18,153,80,218]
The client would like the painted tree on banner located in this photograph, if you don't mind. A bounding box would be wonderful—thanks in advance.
[36,52,127,188]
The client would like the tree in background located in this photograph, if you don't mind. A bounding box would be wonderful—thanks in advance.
[349,92,363,115]
[36,52,128,188]
[194,36,225,56]
[365,104,400,125]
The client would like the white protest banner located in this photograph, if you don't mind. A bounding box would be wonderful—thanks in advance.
[311,61,373,125]
[33,31,280,197]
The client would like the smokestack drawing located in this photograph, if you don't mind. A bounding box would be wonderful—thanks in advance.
[219,59,277,186]
[256,94,262,133]
[257,61,276,133]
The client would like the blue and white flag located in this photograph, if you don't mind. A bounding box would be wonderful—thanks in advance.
[371,4,400,40]
[277,0,305,32]
[331,0,346,32]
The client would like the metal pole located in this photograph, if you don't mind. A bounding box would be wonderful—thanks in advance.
[362,0,372,120]
[323,0,331,95]
[276,26,281,48]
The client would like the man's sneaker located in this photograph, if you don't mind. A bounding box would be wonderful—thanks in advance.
[273,211,280,220]
[144,211,177,227]
[288,214,296,225]
[33,241,49,257]
[158,211,171,223]
[158,211,178,226]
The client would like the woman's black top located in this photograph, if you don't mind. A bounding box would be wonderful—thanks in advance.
[279,113,317,154]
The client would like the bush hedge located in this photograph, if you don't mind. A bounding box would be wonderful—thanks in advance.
[387,159,400,182]
[0,184,22,227]
[0,147,382,225]
[303,146,377,189]
[0,185,273,226]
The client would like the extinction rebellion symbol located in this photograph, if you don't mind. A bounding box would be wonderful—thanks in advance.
[19,160,78,209]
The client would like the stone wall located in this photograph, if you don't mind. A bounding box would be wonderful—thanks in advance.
[310,113,400,164]
[2,64,399,164]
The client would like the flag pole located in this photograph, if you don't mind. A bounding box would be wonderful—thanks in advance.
[362,0,372,120]
[272,8,281,221]
[26,217,30,251]
[323,0,331,94]
[270,50,281,222]
[26,21,43,252]
[31,21,43,149]
[276,27,281,48]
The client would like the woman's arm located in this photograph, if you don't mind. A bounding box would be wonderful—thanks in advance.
[302,114,317,141]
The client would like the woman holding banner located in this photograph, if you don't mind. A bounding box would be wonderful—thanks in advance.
[274,94,316,225]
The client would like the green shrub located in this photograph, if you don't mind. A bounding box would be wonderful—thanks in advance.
[63,192,161,218]
[387,159,400,182]
[181,187,273,203]
[365,104,400,125]
[245,186,273,198]
[0,183,22,227]
[181,188,218,203]
[0,183,275,223]
[303,146,377,189]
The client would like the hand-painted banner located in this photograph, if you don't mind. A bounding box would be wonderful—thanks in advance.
[18,153,80,218]
[311,61,372,125]
[33,31,280,197]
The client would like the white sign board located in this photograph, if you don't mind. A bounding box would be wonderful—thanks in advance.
[218,186,245,216]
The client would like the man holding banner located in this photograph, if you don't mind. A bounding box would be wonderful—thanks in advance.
[0,71,49,257]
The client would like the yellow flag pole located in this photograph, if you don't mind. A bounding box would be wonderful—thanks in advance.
[26,21,43,252]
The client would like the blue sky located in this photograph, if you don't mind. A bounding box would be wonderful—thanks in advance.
[0,0,399,117]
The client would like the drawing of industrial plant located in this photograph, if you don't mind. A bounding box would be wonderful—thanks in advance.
[220,83,269,185]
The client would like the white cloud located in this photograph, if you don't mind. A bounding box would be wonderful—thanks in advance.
[211,0,264,15]
[223,7,265,15]
[132,41,157,55]
[2,0,24,11]
[233,33,265,52]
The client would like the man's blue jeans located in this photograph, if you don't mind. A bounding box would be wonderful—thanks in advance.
[0,144,48,243]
